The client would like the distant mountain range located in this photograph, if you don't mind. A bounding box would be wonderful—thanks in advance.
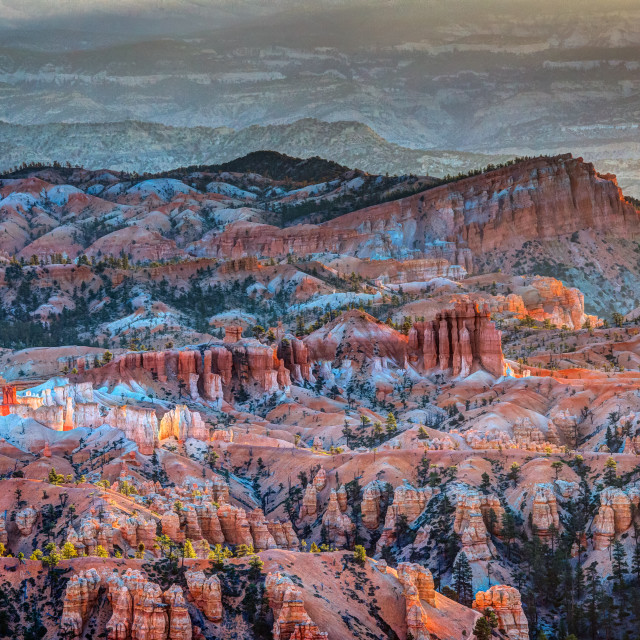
[0,118,513,179]
[1,2,639,195]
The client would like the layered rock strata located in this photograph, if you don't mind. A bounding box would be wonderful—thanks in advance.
[409,302,503,377]
[473,586,529,640]
[185,570,222,622]
[265,572,328,640]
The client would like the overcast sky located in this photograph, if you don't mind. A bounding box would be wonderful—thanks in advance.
[1,0,635,36]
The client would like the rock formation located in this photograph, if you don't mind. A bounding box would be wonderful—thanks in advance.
[512,275,595,330]
[453,489,493,561]
[130,582,168,639]
[102,567,192,640]
[592,505,616,551]
[3,382,102,431]
[531,484,560,540]
[112,343,288,403]
[473,585,529,640]
[479,495,505,536]
[336,485,348,512]
[601,487,632,532]
[247,508,278,551]
[142,479,299,552]
[66,510,119,556]
[397,563,436,640]
[265,572,328,640]
[361,480,388,530]
[161,510,184,543]
[15,506,37,536]
[2,385,17,405]
[592,487,632,550]
[321,489,355,548]
[106,405,159,455]
[185,570,223,622]
[267,520,300,550]
[158,405,208,442]
[397,563,436,607]
[312,467,327,492]
[278,337,313,383]
[216,504,254,547]
[299,484,318,519]
[410,302,503,377]
[121,514,157,552]
[377,482,432,551]
[549,408,579,444]
[164,585,192,640]
[60,569,102,638]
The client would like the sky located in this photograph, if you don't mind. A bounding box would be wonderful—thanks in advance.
[0,0,638,194]
[1,0,634,35]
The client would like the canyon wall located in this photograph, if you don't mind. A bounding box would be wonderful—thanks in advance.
[193,156,640,269]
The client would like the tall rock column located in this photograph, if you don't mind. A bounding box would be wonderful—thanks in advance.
[321,490,355,549]
[438,319,450,371]
[531,484,560,540]
[60,569,102,638]
[186,570,222,622]
[164,585,192,640]
[423,325,438,370]
[473,586,529,640]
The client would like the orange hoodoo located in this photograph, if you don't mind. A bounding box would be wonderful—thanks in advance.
[1,385,17,416]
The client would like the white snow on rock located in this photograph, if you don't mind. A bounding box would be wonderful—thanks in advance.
[0,192,40,211]
[126,178,197,200]
[205,181,257,200]
[293,292,382,311]
[46,184,83,205]
[208,310,257,326]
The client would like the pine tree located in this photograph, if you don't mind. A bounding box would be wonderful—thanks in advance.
[611,540,628,595]
[452,552,473,606]
[603,456,618,486]
[605,425,615,451]
[585,562,600,640]
[47,467,63,485]
[574,562,585,601]
[354,545,367,566]
[342,421,354,447]
[208,543,232,568]
[183,540,197,559]
[249,554,264,577]
[235,544,254,558]
[480,472,491,493]
[487,508,498,536]
[417,455,430,487]
[632,543,640,583]
[501,511,517,559]
[508,462,521,486]
[385,412,398,436]
[473,616,493,640]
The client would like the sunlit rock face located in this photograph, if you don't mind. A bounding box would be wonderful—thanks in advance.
[410,302,504,377]
[473,585,529,640]
[185,570,222,622]
[531,484,560,540]
[266,572,328,640]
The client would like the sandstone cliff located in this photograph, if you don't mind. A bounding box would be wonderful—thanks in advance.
[194,156,639,270]
[473,585,529,640]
